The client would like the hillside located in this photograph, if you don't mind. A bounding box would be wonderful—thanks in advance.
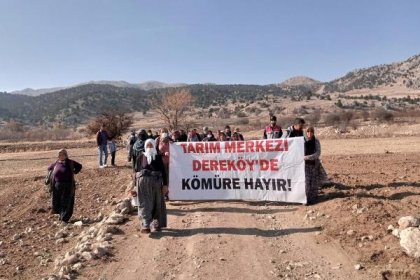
[0,84,291,126]
[0,84,149,126]
[1,54,420,127]
[9,80,187,96]
[323,54,420,92]
[279,76,321,87]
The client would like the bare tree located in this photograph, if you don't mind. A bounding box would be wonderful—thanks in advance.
[86,112,133,139]
[150,89,194,130]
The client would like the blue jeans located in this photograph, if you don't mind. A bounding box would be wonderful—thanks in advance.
[98,145,108,166]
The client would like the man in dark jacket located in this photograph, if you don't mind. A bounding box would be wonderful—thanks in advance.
[96,125,109,168]
[286,118,305,138]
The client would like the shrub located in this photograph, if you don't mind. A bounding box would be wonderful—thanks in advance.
[86,112,133,139]
[372,108,394,123]
[324,113,341,127]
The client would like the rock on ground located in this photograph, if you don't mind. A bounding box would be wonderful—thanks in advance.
[399,227,420,259]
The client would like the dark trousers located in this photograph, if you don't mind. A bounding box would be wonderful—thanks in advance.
[111,151,116,165]
[52,181,75,223]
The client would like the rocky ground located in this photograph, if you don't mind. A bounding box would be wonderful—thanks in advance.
[0,136,419,280]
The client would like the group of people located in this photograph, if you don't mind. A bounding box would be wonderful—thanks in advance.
[264,115,327,204]
[46,115,327,230]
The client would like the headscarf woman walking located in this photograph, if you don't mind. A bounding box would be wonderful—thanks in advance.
[133,139,168,233]
[48,149,82,223]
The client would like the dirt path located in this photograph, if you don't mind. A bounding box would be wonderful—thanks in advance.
[1,136,418,279]
[81,201,367,280]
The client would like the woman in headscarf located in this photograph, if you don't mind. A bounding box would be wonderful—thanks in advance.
[47,149,82,223]
[157,131,172,201]
[133,139,168,233]
[304,127,327,204]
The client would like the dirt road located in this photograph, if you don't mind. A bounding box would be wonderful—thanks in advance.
[81,200,363,280]
[0,136,419,280]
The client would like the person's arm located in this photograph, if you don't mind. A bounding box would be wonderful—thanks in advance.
[157,156,168,186]
[278,127,283,138]
[305,139,321,160]
[48,162,56,171]
[263,129,267,139]
[96,132,100,146]
[71,160,83,174]
[161,158,169,195]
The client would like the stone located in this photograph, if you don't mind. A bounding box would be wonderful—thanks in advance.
[74,221,83,227]
[121,207,130,215]
[392,229,401,238]
[71,262,83,272]
[96,213,104,222]
[398,216,419,230]
[387,225,395,233]
[0,252,5,258]
[61,252,79,266]
[58,265,71,278]
[399,227,420,259]
[55,238,68,245]
[354,264,363,270]
[116,199,133,214]
[76,243,92,253]
[54,229,68,239]
[81,251,95,261]
[93,246,109,258]
[12,233,23,241]
[104,212,125,225]
[346,230,355,236]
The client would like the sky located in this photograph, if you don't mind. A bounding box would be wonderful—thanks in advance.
[0,0,419,92]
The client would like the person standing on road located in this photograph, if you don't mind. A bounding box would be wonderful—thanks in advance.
[263,115,282,139]
[96,125,109,168]
[108,139,117,167]
[304,127,327,204]
[127,131,137,162]
[48,149,82,223]
[286,118,305,138]
[133,139,168,233]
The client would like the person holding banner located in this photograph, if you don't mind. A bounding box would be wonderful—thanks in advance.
[134,139,168,233]
[286,118,305,138]
[304,127,327,204]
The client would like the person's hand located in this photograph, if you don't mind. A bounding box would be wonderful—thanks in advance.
[130,190,137,197]
[162,185,169,195]
[164,152,169,156]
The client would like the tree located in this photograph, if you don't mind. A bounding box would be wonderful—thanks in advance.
[86,112,133,139]
[3,120,24,132]
[150,89,194,130]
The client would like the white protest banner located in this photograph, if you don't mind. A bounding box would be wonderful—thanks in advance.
[169,137,306,203]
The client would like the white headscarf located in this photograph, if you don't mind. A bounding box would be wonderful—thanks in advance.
[144,138,157,164]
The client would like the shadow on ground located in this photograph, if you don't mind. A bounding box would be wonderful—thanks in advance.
[149,226,322,239]
[167,206,297,216]
[317,181,420,203]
